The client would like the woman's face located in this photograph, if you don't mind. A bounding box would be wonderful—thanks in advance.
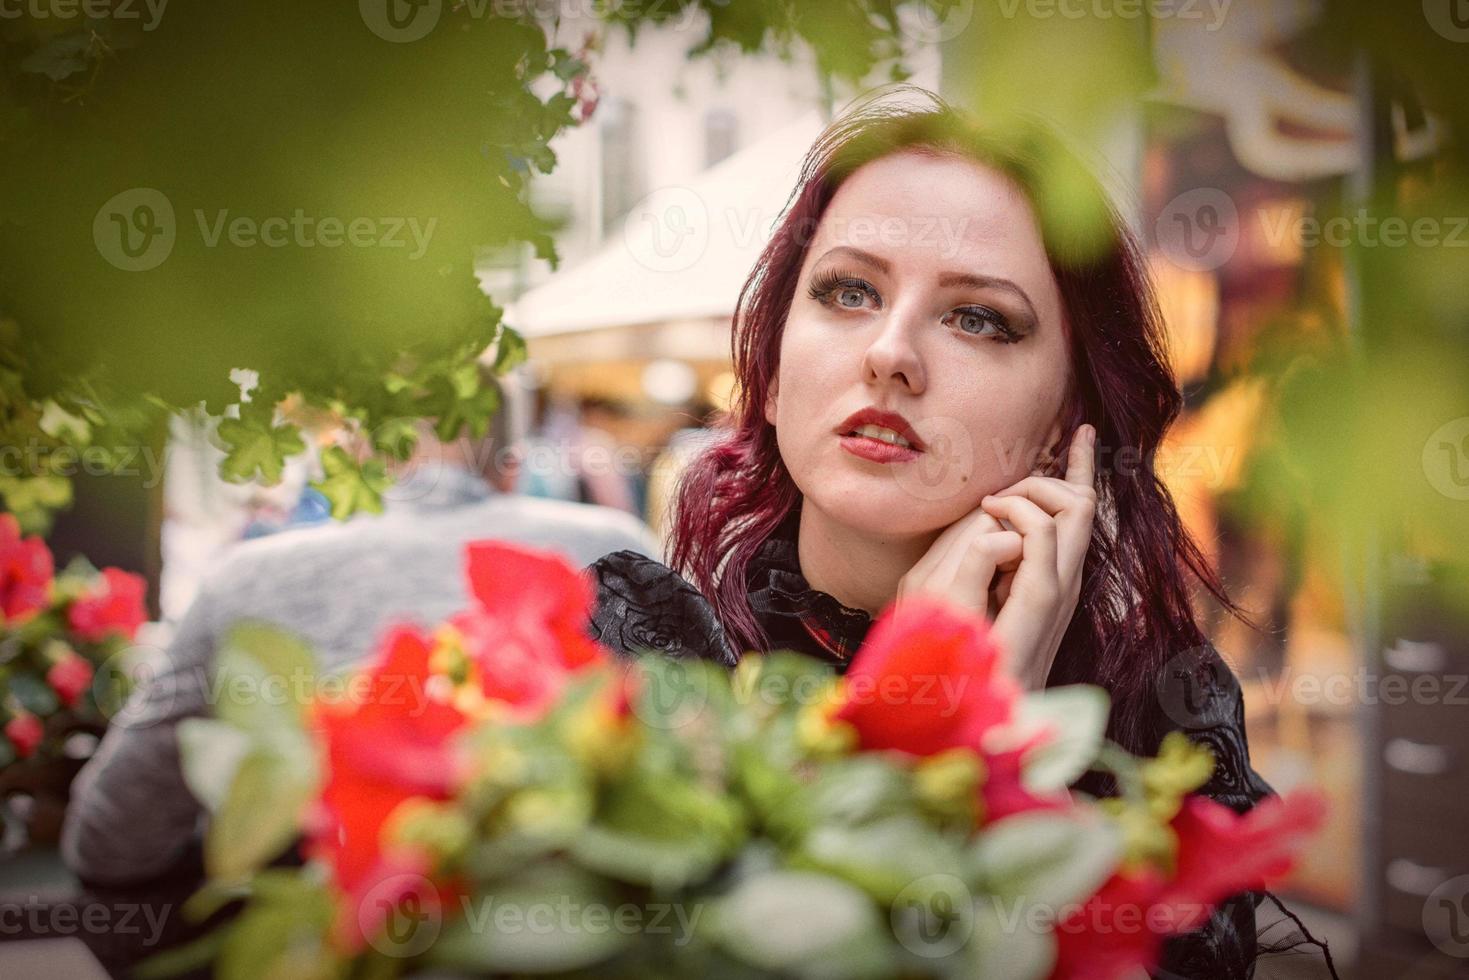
[767,149,1073,538]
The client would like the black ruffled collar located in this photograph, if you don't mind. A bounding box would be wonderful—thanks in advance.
[743,506,874,671]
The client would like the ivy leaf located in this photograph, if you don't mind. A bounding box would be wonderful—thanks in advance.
[423,362,501,442]
[371,415,421,461]
[19,33,94,81]
[0,473,73,533]
[215,414,305,485]
[491,324,528,374]
[310,446,389,520]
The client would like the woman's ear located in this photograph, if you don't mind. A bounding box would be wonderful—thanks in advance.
[763,381,778,426]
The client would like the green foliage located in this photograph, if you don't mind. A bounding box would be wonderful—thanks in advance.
[177,624,321,880]
[179,639,1130,980]
[0,1,946,524]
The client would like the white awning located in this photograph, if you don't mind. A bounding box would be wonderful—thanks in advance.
[504,111,826,340]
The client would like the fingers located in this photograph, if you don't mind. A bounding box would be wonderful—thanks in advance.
[936,521,1021,589]
[989,475,1096,515]
[978,492,1058,597]
[1065,423,1096,489]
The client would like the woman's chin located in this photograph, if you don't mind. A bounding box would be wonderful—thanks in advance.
[800,479,974,540]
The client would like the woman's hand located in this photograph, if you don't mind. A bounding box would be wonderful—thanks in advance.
[896,424,1098,690]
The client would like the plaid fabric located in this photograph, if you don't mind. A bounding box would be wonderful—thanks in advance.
[743,506,873,670]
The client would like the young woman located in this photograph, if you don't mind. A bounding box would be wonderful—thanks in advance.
[587,87,1328,978]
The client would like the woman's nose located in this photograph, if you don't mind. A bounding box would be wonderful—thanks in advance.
[860,308,926,394]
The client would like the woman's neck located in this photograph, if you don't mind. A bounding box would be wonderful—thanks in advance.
[795,501,936,617]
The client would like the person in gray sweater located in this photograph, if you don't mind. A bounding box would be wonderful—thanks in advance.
[61,408,660,887]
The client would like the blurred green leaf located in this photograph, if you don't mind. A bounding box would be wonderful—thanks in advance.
[312,446,390,520]
[215,414,305,485]
[707,870,894,979]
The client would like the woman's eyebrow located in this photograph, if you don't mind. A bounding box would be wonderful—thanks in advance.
[937,271,1039,322]
[812,246,1040,324]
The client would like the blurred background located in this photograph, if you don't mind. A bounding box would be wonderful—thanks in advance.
[3,0,1468,977]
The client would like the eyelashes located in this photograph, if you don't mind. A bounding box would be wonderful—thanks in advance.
[806,268,878,308]
[805,269,1024,344]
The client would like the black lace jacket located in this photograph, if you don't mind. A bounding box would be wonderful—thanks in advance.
[585,511,1280,980]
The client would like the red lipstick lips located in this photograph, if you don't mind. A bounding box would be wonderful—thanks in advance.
[834,407,925,464]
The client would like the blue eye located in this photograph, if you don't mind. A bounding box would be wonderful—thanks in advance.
[945,306,1021,344]
[807,269,880,310]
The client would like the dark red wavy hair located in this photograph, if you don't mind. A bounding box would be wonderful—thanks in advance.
[666,87,1258,756]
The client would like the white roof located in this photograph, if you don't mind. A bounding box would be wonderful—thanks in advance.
[505,111,826,338]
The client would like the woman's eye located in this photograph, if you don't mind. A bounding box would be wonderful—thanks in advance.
[808,273,879,310]
[945,307,1020,343]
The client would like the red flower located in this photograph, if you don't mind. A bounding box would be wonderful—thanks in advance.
[1051,789,1329,980]
[834,597,1065,820]
[836,597,1021,756]
[0,513,53,627]
[309,628,468,893]
[4,711,44,758]
[448,541,605,720]
[46,650,95,709]
[68,567,147,642]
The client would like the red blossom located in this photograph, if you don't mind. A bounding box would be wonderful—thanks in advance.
[449,541,605,719]
[0,514,53,627]
[4,711,44,758]
[834,597,1064,820]
[308,627,469,912]
[835,597,1020,756]
[1051,789,1329,980]
[308,542,610,952]
[67,567,147,642]
[46,650,95,709]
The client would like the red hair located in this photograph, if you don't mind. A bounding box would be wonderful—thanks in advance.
[666,87,1258,756]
